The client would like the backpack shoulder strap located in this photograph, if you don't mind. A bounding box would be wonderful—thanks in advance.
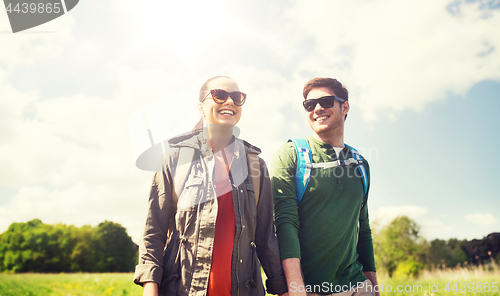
[247,153,260,206]
[345,144,369,211]
[288,138,312,204]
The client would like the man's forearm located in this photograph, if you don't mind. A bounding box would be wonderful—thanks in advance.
[282,258,306,296]
[363,271,380,296]
[143,282,158,296]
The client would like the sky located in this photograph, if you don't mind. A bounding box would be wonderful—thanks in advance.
[0,0,499,244]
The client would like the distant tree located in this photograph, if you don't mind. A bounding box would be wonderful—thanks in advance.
[91,221,136,272]
[0,219,40,272]
[0,219,137,273]
[447,238,460,250]
[69,225,95,271]
[450,243,469,267]
[428,239,451,268]
[460,233,500,266]
[424,238,469,268]
[374,216,425,278]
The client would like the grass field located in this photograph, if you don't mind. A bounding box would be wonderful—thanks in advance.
[375,265,500,296]
[0,265,498,295]
[0,273,143,296]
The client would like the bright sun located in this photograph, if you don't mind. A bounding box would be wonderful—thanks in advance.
[132,0,251,64]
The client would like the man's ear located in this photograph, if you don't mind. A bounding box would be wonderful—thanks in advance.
[342,101,350,114]
[343,101,350,121]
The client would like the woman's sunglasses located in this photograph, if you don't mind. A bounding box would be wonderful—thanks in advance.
[204,89,247,106]
[303,96,345,112]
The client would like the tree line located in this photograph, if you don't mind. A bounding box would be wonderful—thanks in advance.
[374,216,500,278]
[0,219,137,273]
[2,216,498,275]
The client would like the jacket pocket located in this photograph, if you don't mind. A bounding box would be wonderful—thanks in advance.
[173,208,200,294]
[178,172,212,211]
[245,180,257,218]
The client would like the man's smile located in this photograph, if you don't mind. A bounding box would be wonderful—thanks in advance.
[315,115,330,122]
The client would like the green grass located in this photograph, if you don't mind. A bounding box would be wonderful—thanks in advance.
[1,265,498,296]
[0,273,143,296]
[376,276,499,295]
[376,265,500,295]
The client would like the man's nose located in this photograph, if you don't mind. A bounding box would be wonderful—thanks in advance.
[314,102,324,112]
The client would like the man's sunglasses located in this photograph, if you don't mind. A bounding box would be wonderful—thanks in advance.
[302,96,345,112]
[204,89,247,106]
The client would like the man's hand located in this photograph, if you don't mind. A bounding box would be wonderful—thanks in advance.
[143,282,158,296]
[282,258,307,296]
[363,271,380,296]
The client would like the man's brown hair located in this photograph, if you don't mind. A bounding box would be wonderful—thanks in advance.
[303,77,348,101]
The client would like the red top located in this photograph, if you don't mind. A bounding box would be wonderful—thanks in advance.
[207,153,235,296]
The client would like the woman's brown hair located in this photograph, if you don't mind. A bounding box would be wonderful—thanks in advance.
[192,76,233,132]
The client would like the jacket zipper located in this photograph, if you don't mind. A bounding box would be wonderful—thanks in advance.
[186,156,208,295]
[237,183,245,296]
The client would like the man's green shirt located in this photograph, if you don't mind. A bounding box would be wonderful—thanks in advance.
[271,136,376,290]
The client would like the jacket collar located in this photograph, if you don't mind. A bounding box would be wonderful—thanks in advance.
[168,129,261,159]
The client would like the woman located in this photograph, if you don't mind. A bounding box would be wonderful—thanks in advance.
[133,76,288,296]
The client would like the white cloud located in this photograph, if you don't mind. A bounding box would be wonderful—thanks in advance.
[272,0,500,121]
[371,207,497,241]
[465,213,497,226]
[132,0,255,63]
[220,66,309,162]
[1,0,499,245]
[0,65,192,243]
[372,205,429,227]
[0,173,151,244]
[419,218,456,240]
[0,11,74,70]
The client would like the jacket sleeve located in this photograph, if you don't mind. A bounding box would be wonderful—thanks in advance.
[133,167,175,286]
[356,159,376,272]
[254,157,288,295]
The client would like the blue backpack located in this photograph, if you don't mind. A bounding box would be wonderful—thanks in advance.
[289,138,368,210]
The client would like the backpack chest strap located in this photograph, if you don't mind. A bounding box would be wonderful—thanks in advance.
[307,158,363,169]
[289,138,369,208]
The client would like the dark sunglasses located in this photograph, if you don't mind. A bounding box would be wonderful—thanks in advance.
[303,96,345,112]
[204,89,247,106]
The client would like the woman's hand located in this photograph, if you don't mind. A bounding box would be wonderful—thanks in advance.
[143,282,158,296]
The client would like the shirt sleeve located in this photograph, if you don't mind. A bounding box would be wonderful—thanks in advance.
[356,159,376,272]
[270,143,302,261]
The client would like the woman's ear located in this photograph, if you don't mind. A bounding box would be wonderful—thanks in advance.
[198,102,205,117]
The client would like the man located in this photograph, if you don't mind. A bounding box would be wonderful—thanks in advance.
[271,78,379,296]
